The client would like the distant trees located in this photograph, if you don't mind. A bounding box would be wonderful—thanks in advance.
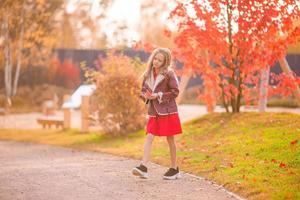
[55,0,113,49]
[0,0,63,105]
[138,0,175,48]
[0,0,115,106]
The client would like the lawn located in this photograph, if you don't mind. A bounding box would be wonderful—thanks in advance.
[0,112,299,200]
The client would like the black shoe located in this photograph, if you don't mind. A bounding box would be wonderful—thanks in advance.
[132,164,149,179]
[163,167,181,180]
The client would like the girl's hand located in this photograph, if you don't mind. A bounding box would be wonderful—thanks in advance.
[146,93,158,100]
[145,90,153,99]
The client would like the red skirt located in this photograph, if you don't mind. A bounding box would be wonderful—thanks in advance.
[146,113,182,136]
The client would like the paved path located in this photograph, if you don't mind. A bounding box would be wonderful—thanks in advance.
[0,105,299,130]
[0,140,244,200]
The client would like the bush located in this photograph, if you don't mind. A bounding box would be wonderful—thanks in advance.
[0,84,71,113]
[50,57,82,89]
[88,52,146,136]
[267,96,299,108]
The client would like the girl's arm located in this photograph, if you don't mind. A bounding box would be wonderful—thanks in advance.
[140,79,150,104]
[157,70,179,104]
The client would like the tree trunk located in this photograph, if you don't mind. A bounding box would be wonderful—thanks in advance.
[176,70,191,104]
[204,77,216,113]
[13,1,26,96]
[236,75,243,113]
[219,82,230,112]
[226,1,240,113]
[230,73,238,113]
[258,67,270,112]
[4,14,13,105]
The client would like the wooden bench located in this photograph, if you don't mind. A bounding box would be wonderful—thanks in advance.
[37,116,64,129]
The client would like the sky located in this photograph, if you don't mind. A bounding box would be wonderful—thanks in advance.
[67,0,142,47]
[101,0,141,46]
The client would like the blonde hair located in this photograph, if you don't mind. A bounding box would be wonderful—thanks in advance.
[142,47,172,80]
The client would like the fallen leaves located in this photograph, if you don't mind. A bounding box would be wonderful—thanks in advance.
[290,139,298,146]
[290,139,298,152]
[279,162,287,169]
[271,159,287,169]
[271,159,277,163]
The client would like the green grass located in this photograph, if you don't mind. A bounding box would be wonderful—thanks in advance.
[0,112,299,200]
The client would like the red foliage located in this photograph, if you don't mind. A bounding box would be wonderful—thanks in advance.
[163,29,172,38]
[290,140,298,145]
[271,159,277,163]
[269,72,300,97]
[168,0,300,111]
[131,40,156,53]
[279,162,286,168]
[50,57,81,89]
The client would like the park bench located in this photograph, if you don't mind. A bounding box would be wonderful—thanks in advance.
[36,116,64,129]
[36,84,96,131]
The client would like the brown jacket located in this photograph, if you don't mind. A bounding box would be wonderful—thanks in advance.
[140,69,179,116]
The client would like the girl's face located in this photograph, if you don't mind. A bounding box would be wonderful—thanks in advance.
[152,53,165,69]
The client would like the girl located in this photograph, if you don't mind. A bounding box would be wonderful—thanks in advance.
[132,47,182,180]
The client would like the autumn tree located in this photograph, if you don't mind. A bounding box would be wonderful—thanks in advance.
[54,0,113,49]
[168,0,300,113]
[287,19,300,54]
[56,10,78,49]
[0,0,63,106]
[138,0,175,48]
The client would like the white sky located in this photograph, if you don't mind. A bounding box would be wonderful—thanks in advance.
[102,0,141,46]
[67,0,142,47]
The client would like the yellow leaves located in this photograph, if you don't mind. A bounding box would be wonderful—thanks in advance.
[87,51,146,135]
[36,0,45,6]
[36,0,45,5]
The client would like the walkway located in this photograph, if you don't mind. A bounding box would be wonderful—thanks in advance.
[0,140,244,200]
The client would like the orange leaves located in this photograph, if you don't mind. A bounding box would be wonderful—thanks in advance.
[50,58,81,89]
[87,51,146,135]
[284,192,294,199]
[290,139,298,152]
[168,0,300,111]
[131,41,156,53]
[163,29,172,38]
[271,159,277,163]
[169,3,186,18]
[132,41,143,50]
[271,159,288,169]
[279,162,287,169]
[270,138,298,169]
[290,140,298,145]
[269,72,300,97]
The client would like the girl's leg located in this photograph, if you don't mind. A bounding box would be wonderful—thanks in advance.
[141,133,155,166]
[166,136,177,169]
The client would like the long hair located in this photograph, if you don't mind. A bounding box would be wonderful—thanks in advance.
[142,47,172,80]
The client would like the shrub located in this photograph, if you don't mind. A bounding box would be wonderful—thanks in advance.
[267,96,299,108]
[0,84,71,113]
[50,58,81,89]
[88,51,146,136]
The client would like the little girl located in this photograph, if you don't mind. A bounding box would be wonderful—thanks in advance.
[132,47,182,180]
